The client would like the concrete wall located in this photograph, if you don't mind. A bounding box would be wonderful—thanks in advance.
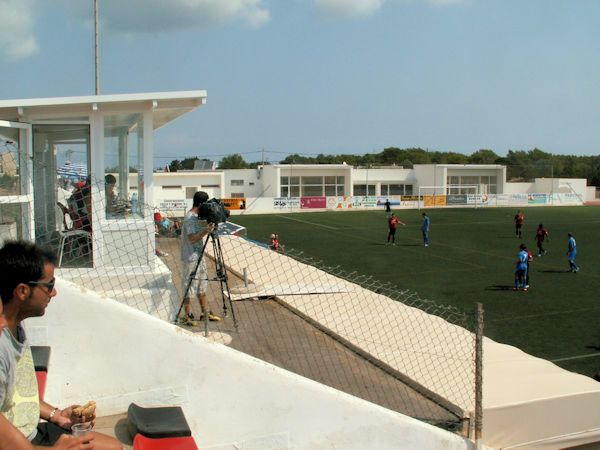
[24,278,474,450]
[223,168,264,198]
[504,182,534,194]
[152,171,225,215]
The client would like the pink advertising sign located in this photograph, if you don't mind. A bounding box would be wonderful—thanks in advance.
[300,196,327,208]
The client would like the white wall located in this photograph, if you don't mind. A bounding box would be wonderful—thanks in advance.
[24,279,474,450]
[504,182,534,194]
[412,165,437,188]
[586,186,597,201]
[223,168,264,197]
[152,171,225,215]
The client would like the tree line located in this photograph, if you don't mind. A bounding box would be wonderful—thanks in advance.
[166,148,600,185]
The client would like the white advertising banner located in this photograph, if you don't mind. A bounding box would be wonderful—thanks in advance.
[274,197,300,209]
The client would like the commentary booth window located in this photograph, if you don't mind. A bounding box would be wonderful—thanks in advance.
[104,113,145,218]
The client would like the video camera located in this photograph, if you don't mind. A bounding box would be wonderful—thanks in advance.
[198,198,230,224]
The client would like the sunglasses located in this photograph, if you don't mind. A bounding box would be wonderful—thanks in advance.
[27,278,56,293]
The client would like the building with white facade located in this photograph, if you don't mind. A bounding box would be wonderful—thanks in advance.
[151,162,587,215]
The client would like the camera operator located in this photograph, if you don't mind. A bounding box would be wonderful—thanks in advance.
[179,191,222,324]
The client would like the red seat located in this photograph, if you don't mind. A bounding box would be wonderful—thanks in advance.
[133,434,198,450]
[36,371,47,400]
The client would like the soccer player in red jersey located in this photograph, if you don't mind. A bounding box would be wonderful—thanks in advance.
[386,213,405,246]
[535,223,549,256]
[514,210,525,238]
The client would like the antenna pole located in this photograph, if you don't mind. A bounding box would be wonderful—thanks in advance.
[94,0,100,95]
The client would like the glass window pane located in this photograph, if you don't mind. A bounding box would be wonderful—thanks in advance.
[404,184,413,195]
[461,176,478,185]
[33,124,91,246]
[381,185,389,196]
[302,185,323,196]
[281,186,289,197]
[0,203,25,240]
[368,185,376,196]
[280,176,289,185]
[302,176,322,185]
[337,185,345,196]
[290,186,300,197]
[337,176,345,184]
[104,113,144,218]
[290,176,300,185]
[354,184,366,196]
[324,176,336,184]
[325,185,336,196]
[389,184,403,195]
[0,127,21,195]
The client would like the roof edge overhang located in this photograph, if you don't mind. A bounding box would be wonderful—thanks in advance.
[0,90,207,130]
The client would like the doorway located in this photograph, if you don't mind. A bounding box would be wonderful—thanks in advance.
[32,124,92,266]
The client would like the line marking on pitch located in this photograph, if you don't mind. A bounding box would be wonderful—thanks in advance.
[275,215,339,230]
[551,353,600,363]
[490,306,600,322]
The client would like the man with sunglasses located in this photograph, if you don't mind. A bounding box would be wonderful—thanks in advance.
[0,240,122,449]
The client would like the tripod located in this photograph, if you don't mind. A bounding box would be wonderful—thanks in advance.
[175,228,238,333]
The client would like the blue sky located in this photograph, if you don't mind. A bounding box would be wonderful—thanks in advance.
[1,0,599,166]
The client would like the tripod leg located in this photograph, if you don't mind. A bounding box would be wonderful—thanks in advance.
[175,238,209,323]
[211,234,238,329]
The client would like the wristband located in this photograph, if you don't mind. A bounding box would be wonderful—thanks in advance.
[48,407,60,422]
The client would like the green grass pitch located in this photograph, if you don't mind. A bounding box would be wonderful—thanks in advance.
[232,206,600,378]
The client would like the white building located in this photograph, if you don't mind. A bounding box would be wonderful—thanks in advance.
[150,162,587,215]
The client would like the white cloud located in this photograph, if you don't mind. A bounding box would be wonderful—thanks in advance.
[314,0,467,19]
[314,0,386,18]
[424,0,467,5]
[0,0,38,60]
[97,0,271,33]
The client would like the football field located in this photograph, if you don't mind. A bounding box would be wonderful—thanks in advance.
[232,206,600,378]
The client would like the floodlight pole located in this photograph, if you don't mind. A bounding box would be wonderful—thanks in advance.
[94,0,100,95]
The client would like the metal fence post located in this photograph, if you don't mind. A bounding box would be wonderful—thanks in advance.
[475,302,484,448]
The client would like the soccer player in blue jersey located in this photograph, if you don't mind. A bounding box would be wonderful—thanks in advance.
[567,232,579,273]
[421,212,430,247]
[514,243,529,291]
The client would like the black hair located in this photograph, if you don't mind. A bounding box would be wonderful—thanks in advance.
[105,174,116,185]
[0,240,57,304]
[192,191,209,208]
[519,243,527,250]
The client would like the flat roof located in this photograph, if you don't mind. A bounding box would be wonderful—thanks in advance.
[0,90,207,130]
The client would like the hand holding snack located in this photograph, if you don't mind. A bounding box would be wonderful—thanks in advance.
[55,401,97,429]
[72,401,97,422]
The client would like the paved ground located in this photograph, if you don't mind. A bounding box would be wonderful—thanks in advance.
[157,235,464,432]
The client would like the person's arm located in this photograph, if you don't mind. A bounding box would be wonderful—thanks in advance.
[0,414,34,450]
[187,222,215,244]
[40,400,96,429]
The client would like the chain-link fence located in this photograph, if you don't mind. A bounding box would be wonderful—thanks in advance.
[0,165,482,437]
